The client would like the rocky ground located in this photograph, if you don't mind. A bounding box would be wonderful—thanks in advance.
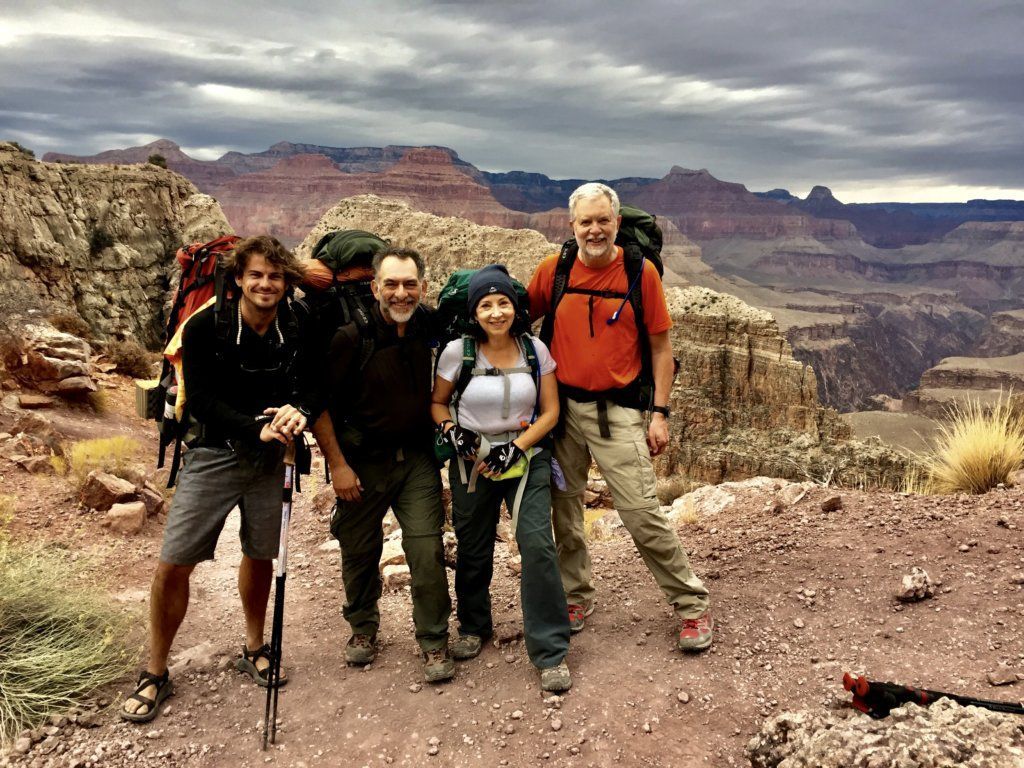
[2,378,1024,768]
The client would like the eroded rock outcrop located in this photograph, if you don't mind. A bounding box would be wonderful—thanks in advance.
[974,309,1024,357]
[904,351,1024,418]
[218,148,541,246]
[4,323,96,396]
[0,143,233,345]
[44,138,237,194]
[747,699,1024,768]
[296,195,551,288]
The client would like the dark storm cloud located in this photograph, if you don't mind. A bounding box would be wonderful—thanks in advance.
[1,0,1022,200]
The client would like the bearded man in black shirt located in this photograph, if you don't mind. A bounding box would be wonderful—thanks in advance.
[122,235,309,723]
[311,246,454,683]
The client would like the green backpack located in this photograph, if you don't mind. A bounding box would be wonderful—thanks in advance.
[294,229,389,371]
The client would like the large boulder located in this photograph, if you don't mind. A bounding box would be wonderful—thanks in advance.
[102,501,147,535]
[80,470,137,511]
[747,700,1024,767]
[5,323,96,395]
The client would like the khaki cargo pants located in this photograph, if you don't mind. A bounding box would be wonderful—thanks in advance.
[552,399,709,619]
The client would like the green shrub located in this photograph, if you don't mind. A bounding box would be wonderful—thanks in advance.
[9,141,34,159]
[147,154,167,169]
[0,538,136,743]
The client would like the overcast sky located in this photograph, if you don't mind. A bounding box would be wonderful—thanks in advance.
[2,1,1023,202]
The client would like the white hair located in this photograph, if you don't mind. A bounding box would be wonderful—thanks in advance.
[568,182,620,221]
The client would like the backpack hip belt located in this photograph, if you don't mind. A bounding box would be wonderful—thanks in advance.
[560,380,652,439]
[458,429,535,536]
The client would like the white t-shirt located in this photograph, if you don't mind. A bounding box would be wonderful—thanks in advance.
[436,335,556,435]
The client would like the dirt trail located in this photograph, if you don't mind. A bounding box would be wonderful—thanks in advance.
[3,385,1024,767]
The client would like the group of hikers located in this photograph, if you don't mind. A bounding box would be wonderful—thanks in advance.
[120,182,712,723]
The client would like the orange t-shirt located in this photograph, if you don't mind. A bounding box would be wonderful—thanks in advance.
[528,247,672,392]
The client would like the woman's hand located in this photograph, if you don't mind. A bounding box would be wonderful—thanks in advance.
[478,441,524,478]
[445,423,481,459]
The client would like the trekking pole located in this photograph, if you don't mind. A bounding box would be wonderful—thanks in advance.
[262,441,297,750]
[843,672,1024,719]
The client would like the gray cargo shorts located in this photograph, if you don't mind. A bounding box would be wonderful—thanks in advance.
[160,446,285,565]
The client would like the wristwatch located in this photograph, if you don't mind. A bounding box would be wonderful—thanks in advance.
[651,405,670,418]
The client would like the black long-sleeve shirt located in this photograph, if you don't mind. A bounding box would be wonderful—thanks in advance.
[181,304,304,448]
[323,304,436,460]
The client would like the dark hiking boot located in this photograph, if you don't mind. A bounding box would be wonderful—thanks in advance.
[423,646,456,683]
[345,633,377,665]
[451,634,483,661]
[539,661,572,693]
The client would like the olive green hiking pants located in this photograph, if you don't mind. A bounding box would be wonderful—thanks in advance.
[551,399,709,619]
[330,448,451,651]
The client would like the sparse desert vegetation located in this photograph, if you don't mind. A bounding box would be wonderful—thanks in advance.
[67,436,139,487]
[910,396,1024,494]
[0,536,136,743]
[103,339,157,379]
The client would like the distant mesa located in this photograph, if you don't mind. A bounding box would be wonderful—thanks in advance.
[631,166,857,240]
[43,138,237,192]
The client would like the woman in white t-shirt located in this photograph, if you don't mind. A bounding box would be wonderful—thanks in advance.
[431,264,571,693]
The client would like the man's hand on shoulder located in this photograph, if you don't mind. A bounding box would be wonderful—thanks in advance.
[647,412,670,457]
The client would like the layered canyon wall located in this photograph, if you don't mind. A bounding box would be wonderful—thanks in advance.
[0,143,232,345]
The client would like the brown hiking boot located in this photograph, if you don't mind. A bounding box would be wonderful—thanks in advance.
[567,602,594,634]
[423,646,455,683]
[345,633,377,665]
[676,611,714,652]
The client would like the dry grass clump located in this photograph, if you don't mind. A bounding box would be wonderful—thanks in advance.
[0,494,14,528]
[912,396,1024,494]
[48,312,92,340]
[104,339,158,379]
[68,436,140,487]
[0,538,136,743]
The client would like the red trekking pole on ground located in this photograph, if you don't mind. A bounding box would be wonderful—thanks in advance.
[843,672,1024,719]
[262,442,296,750]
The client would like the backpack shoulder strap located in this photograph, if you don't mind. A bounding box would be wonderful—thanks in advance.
[621,245,654,390]
[539,242,577,346]
[518,334,542,423]
[450,335,477,418]
[342,287,376,371]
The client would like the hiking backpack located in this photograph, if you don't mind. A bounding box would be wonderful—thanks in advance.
[140,235,241,485]
[434,268,541,423]
[293,229,389,372]
[538,203,666,411]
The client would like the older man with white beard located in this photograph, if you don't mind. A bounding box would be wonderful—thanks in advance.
[528,183,712,653]
[310,246,454,683]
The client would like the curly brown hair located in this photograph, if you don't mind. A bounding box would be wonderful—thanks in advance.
[224,235,305,287]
